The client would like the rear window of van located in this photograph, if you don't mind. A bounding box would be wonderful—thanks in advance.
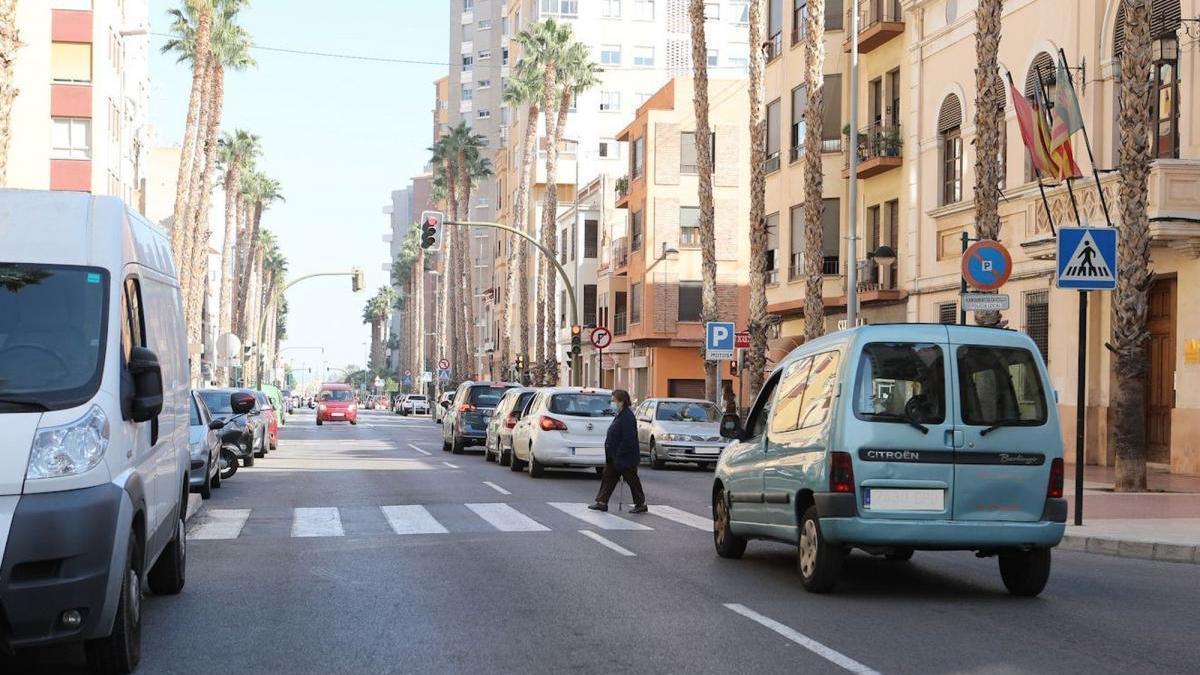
[957,346,1047,426]
[854,342,946,424]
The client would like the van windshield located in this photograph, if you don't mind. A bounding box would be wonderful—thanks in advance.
[957,346,1047,426]
[321,390,354,402]
[854,342,946,424]
[0,264,109,412]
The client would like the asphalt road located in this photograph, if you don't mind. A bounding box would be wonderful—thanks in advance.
[12,409,1200,674]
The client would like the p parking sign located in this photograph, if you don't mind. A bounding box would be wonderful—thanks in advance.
[705,322,736,361]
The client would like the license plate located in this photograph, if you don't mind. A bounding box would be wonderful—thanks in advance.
[864,488,944,511]
[572,447,603,457]
[332,413,344,418]
[694,447,720,455]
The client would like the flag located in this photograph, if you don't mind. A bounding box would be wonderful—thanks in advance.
[1054,54,1085,136]
[1009,78,1053,175]
[1037,83,1081,180]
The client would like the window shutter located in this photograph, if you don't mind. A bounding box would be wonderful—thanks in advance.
[937,94,962,133]
[1024,291,1050,362]
[1024,52,1056,98]
[1114,1,1181,58]
[938,302,957,324]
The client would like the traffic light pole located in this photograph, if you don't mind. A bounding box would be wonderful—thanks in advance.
[445,220,581,386]
[254,271,361,389]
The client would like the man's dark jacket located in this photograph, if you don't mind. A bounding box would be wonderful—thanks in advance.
[605,406,640,470]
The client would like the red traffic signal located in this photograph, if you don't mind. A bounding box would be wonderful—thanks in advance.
[420,210,444,251]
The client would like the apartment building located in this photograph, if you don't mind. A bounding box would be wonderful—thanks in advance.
[386,188,414,373]
[7,0,149,209]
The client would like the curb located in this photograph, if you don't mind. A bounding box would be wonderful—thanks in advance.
[185,493,203,522]
[1059,534,1200,564]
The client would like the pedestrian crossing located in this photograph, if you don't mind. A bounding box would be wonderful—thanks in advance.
[187,502,712,541]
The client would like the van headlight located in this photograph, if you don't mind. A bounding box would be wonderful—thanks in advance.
[318,404,327,412]
[27,405,110,479]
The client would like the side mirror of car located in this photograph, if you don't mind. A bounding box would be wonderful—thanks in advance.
[230,391,257,415]
[208,419,226,430]
[441,400,451,409]
[719,413,743,440]
[127,346,163,423]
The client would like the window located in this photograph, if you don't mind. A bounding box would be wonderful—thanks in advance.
[1152,42,1180,159]
[679,207,700,247]
[680,131,714,174]
[765,98,781,172]
[559,228,568,263]
[461,86,473,102]
[790,84,806,161]
[822,74,842,148]
[584,219,599,258]
[799,351,841,429]
[478,18,492,29]
[1024,290,1049,362]
[938,94,963,205]
[886,68,901,126]
[601,45,622,65]
[631,136,644,178]
[560,290,567,327]
[765,212,779,283]
[602,0,622,17]
[51,42,92,83]
[705,2,720,19]
[51,117,92,159]
[121,277,146,363]
[957,346,1047,427]
[678,281,702,322]
[746,371,781,440]
[630,210,643,251]
[792,0,806,45]
[633,46,655,67]
[707,49,718,67]
[821,198,839,275]
[584,284,597,324]
[477,109,491,119]
[634,0,655,20]
[463,0,474,9]
[599,139,619,158]
[478,79,491,89]
[540,0,579,16]
[461,55,473,71]
[550,392,616,417]
[771,357,813,434]
[732,1,750,24]
[788,204,803,280]
[826,0,843,30]
[854,343,946,424]
[938,302,957,324]
[502,47,510,65]
[600,91,621,112]
[630,282,643,323]
[729,56,748,73]
[478,49,491,60]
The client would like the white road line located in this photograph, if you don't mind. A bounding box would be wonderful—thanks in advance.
[723,604,880,675]
[188,508,251,540]
[380,505,449,535]
[291,507,345,538]
[466,503,550,532]
[648,505,712,531]
[579,529,636,557]
[482,481,512,495]
[443,461,460,469]
[407,443,432,456]
[548,502,653,531]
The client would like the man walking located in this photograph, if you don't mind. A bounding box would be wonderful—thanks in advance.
[589,389,647,513]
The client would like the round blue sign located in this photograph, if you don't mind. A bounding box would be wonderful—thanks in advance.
[961,240,1013,291]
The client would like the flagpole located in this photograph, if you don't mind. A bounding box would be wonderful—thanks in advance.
[1005,71,1058,237]
[1059,48,1115,229]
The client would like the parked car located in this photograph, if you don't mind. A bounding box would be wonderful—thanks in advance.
[484,387,537,465]
[712,324,1067,596]
[510,387,615,477]
[0,190,206,670]
[434,390,456,424]
[199,388,264,466]
[401,394,430,416]
[634,398,725,469]
[262,384,286,425]
[442,381,518,454]
[394,394,408,414]
[256,391,279,451]
[316,383,358,425]
[188,391,223,499]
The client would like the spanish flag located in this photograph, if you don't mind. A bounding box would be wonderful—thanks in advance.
[1008,75,1054,176]
[1038,82,1081,181]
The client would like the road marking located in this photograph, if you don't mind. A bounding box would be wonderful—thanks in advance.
[482,481,512,495]
[443,461,460,469]
[579,529,636,557]
[548,502,653,531]
[648,505,712,531]
[380,505,449,535]
[291,507,345,538]
[723,604,880,675]
[407,443,432,456]
[466,503,550,532]
[188,508,251,540]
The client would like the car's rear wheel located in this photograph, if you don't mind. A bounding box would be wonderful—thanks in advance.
[210,461,222,488]
[510,447,527,472]
[485,440,497,462]
[999,547,1051,597]
[528,452,545,478]
[242,450,255,468]
[499,446,512,467]
[797,506,843,593]
[85,534,140,674]
[451,437,464,454]
[713,489,747,559]
[650,440,666,470]
[198,464,212,500]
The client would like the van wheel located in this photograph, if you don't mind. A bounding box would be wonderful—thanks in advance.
[85,535,140,675]
[649,440,666,470]
[999,547,1052,597]
[886,547,914,562]
[219,449,238,479]
[713,489,747,559]
[797,506,843,593]
[148,504,186,595]
[528,453,545,478]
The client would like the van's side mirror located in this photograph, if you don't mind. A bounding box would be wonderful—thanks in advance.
[230,392,256,414]
[719,413,743,440]
[208,419,226,430]
[128,346,163,423]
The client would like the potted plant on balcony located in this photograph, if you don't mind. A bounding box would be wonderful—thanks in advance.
[883,127,901,157]
[615,175,629,198]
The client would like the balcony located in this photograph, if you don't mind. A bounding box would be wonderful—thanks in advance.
[615,175,630,209]
[614,313,628,336]
[842,123,902,179]
[766,31,783,62]
[844,1,905,54]
[612,237,629,274]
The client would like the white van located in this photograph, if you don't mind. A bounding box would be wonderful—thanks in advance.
[0,190,239,672]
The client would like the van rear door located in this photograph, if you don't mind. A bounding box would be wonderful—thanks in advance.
[849,326,955,522]
[948,327,1055,522]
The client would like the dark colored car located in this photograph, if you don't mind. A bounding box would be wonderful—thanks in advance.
[188,391,222,498]
[441,381,518,454]
[199,388,264,467]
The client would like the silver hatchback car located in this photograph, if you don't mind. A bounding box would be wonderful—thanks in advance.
[634,398,726,469]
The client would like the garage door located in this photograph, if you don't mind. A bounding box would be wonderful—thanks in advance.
[667,379,706,399]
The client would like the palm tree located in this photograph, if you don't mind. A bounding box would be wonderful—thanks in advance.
[0,0,20,185]
[254,229,287,386]
[689,0,720,402]
[972,0,1004,328]
[428,137,461,379]
[392,224,422,380]
[236,171,283,343]
[1112,0,1155,492]
[802,0,827,341]
[362,286,395,374]
[215,130,260,385]
[746,0,770,395]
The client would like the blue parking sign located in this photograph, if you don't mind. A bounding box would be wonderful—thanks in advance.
[1057,227,1117,290]
[705,322,736,360]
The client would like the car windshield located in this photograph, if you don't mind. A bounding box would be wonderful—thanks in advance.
[854,342,946,424]
[321,390,354,402]
[200,391,234,415]
[957,346,1047,426]
[550,393,616,417]
[0,263,109,412]
[656,401,719,422]
[468,385,513,408]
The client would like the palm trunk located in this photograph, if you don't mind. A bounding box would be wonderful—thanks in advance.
[185,62,225,384]
[972,0,1004,327]
[502,102,541,381]
[237,200,265,343]
[217,157,242,386]
[1112,0,1154,492]
[536,58,559,386]
[746,0,770,397]
[458,156,476,379]
[170,5,212,262]
[232,196,249,339]
[0,0,21,186]
[802,0,827,341]
[444,178,460,382]
[176,63,211,328]
[690,0,719,403]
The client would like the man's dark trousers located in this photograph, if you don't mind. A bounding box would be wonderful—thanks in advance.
[596,461,645,506]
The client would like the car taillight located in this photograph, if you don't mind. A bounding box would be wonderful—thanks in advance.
[830,452,855,494]
[1047,458,1064,499]
[459,403,476,413]
[539,415,568,431]
[504,413,518,429]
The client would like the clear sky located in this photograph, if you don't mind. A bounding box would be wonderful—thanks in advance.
[149,0,448,385]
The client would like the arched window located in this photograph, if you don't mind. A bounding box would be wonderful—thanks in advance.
[1114,0,1181,159]
[991,73,1008,189]
[938,94,963,205]
[1024,52,1056,182]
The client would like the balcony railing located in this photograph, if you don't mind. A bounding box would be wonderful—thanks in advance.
[844,123,902,178]
[614,313,628,336]
[845,0,905,53]
[766,31,783,61]
[764,151,781,174]
[612,237,629,269]
[823,257,841,276]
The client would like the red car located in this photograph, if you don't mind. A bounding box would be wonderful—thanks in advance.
[256,391,279,450]
[316,383,359,425]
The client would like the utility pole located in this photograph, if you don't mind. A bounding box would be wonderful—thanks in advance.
[845,0,861,328]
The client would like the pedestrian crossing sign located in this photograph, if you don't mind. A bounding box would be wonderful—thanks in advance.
[1057,227,1117,290]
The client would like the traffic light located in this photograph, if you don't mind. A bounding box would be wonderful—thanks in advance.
[420,210,444,251]
[351,267,364,292]
[729,359,738,377]
[515,355,525,370]
[570,324,582,356]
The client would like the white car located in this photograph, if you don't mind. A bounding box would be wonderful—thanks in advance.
[510,388,615,478]
[634,398,726,469]
[404,394,430,415]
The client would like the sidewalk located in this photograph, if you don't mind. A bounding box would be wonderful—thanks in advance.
[1059,465,1200,564]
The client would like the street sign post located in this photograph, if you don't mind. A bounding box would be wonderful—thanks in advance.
[421,371,433,383]
[437,369,451,382]
[438,358,450,370]
[705,322,735,361]
[590,327,613,388]
[960,292,1010,312]
[961,239,1013,291]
